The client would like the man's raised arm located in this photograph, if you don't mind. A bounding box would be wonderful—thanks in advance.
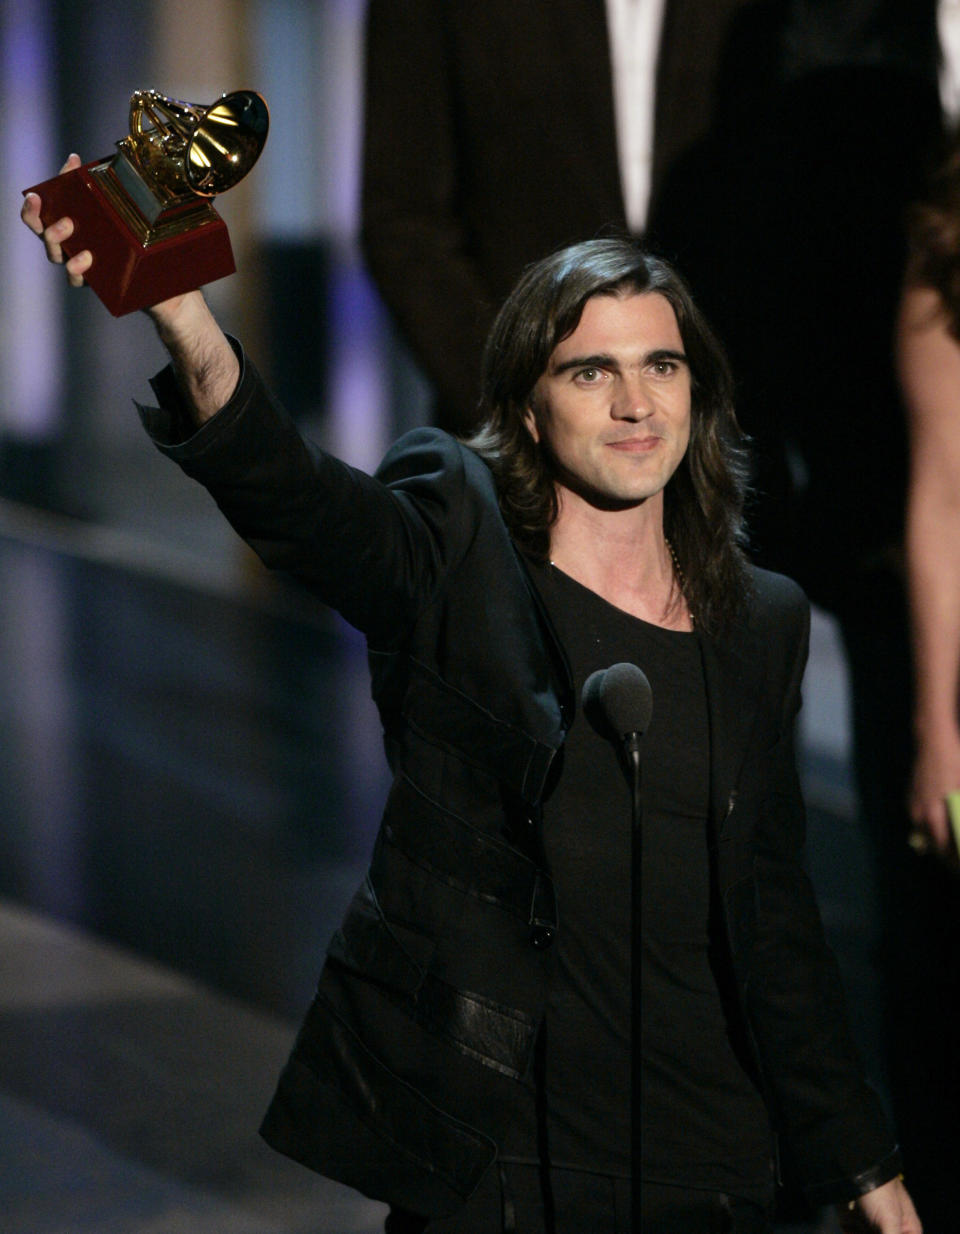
[20,153,239,426]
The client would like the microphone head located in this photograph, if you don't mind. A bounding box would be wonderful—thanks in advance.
[582,662,653,739]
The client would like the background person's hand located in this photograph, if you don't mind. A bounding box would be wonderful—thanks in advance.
[908,725,960,857]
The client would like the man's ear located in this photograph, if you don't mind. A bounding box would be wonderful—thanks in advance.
[522,403,540,443]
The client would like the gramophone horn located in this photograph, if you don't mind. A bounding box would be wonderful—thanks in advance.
[125,88,269,198]
[185,91,269,196]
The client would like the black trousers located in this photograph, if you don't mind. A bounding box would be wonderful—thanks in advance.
[385,1165,773,1233]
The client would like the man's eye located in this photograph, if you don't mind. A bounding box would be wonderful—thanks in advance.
[651,360,676,376]
[577,367,602,383]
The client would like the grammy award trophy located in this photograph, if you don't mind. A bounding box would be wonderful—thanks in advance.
[24,88,269,315]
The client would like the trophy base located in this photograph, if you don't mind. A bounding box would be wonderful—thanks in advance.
[24,159,236,316]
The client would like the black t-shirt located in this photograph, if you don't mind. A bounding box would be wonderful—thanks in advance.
[503,561,772,1202]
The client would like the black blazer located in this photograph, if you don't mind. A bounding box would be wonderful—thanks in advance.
[141,348,899,1219]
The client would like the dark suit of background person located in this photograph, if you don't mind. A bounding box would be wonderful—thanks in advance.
[361,1,949,1222]
[137,353,901,1228]
[361,0,753,434]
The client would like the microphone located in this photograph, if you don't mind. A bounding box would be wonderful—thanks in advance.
[582,662,653,749]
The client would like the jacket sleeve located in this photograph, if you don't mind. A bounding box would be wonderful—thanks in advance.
[738,582,901,1205]
[361,0,496,427]
[137,342,476,647]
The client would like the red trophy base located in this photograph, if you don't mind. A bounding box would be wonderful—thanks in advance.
[24,159,236,316]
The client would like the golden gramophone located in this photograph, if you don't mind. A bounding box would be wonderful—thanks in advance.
[25,89,269,315]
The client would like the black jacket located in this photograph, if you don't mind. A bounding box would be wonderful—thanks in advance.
[141,349,899,1219]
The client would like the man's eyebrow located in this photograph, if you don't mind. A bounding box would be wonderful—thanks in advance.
[647,348,688,366]
[549,352,616,375]
[549,348,688,375]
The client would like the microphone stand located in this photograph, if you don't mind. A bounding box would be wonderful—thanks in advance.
[582,662,651,1223]
[623,731,643,1224]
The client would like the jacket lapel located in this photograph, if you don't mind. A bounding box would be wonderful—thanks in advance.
[698,620,765,835]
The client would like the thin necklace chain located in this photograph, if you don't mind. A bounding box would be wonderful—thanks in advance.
[550,538,695,628]
[665,537,694,628]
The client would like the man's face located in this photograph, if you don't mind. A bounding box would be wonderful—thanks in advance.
[524,291,691,512]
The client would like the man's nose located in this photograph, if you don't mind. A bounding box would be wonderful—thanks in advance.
[611,374,654,419]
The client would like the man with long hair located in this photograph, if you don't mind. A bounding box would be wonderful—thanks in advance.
[466,241,749,636]
[21,186,918,1233]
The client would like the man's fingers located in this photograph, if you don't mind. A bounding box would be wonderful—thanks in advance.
[19,198,77,264]
[21,154,84,260]
[39,215,75,265]
[20,155,91,289]
[20,192,43,234]
[64,249,92,287]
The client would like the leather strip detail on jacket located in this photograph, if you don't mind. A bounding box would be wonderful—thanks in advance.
[378,773,558,929]
[267,989,498,1206]
[400,657,559,802]
[327,876,428,997]
[803,1147,904,1209]
[414,974,537,1080]
[528,870,558,933]
[329,869,538,1078]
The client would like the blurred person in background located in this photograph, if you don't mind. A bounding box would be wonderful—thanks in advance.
[898,129,960,860]
[890,126,960,1229]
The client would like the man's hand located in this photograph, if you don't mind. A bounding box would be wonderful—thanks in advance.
[20,153,92,286]
[20,155,239,424]
[839,1177,922,1233]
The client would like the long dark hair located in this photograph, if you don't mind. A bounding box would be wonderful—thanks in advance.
[465,238,752,634]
